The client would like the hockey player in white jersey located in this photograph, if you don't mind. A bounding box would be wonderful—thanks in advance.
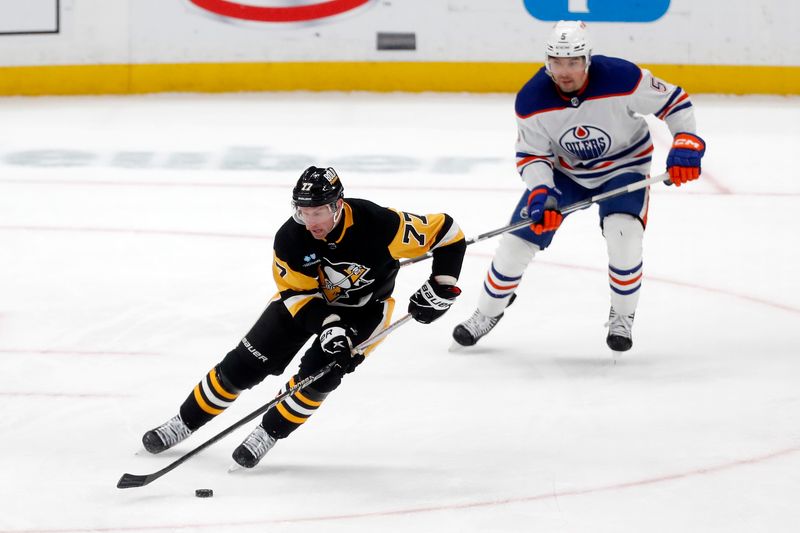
[452,20,706,352]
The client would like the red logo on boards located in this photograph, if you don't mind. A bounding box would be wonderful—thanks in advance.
[189,0,371,23]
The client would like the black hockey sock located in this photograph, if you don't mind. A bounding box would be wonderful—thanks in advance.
[261,376,329,439]
[179,366,241,431]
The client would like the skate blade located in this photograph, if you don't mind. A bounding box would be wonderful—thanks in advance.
[448,341,466,352]
[227,463,245,474]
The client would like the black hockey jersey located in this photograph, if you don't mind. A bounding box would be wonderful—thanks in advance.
[271,198,466,333]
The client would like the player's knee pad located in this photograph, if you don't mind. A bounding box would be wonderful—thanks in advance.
[218,348,271,391]
[603,213,644,268]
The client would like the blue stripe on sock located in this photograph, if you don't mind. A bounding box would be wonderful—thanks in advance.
[609,262,643,276]
[484,281,514,299]
[490,264,522,282]
[610,284,641,296]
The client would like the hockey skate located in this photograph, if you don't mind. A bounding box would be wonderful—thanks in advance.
[606,307,635,352]
[452,309,505,347]
[232,424,277,469]
[142,414,192,454]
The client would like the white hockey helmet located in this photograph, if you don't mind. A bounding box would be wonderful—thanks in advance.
[545,20,591,73]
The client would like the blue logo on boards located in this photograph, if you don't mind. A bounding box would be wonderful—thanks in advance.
[523,0,670,22]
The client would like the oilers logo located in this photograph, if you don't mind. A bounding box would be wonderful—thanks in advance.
[559,125,612,160]
[318,259,374,303]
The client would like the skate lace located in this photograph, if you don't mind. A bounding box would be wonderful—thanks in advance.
[605,308,634,338]
[462,309,500,337]
[242,425,276,459]
[154,415,191,446]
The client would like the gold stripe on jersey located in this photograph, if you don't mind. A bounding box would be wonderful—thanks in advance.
[362,298,395,357]
[387,210,465,259]
[282,293,323,317]
[331,202,354,244]
[273,255,318,293]
[430,219,465,250]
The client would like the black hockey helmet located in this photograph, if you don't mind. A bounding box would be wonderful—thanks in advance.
[292,166,344,208]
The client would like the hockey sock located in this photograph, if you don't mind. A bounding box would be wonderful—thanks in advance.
[178,366,241,431]
[261,376,330,439]
[603,213,644,316]
[478,234,538,317]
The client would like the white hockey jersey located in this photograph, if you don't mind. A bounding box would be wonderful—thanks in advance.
[515,55,696,190]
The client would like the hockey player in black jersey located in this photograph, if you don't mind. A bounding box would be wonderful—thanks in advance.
[141,166,466,468]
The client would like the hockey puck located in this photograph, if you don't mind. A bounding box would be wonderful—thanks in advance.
[195,489,213,498]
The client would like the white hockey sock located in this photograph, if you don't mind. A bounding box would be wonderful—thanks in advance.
[603,213,644,316]
[477,234,539,317]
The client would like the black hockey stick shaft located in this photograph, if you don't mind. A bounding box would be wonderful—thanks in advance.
[117,313,413,489]
[399,173,670,268]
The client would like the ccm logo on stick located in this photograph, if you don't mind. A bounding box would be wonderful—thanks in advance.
[189,0,372,23]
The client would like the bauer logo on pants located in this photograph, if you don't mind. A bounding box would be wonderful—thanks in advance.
[188,0,374,23]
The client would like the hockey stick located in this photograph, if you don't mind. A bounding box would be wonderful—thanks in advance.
[399,172,670,268]
[117,313,414,489]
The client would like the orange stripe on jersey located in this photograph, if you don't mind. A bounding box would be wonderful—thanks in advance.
[609,273,643,286]
[193,385,224,415]
[558,156,575,170]
[658,93,689,120]
[516,155,549,168]
[634,145,655,158]
[210,369,238,400]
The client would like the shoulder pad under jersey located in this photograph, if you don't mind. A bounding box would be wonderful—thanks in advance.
[582,55,643,99]
[515,67,569,118]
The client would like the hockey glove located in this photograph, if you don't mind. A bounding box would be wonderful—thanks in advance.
[319,316,363,374]
[526,186,563,235]
[408,278,462,324]
[666,132,706,186]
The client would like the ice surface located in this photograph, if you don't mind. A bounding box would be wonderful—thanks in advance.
[0,92,798,532]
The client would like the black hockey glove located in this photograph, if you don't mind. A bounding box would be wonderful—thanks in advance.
[408,278,462,324]
[320,316,363,374]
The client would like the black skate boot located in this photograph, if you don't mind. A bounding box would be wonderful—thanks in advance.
[606,307,635,352]
[452,309,505,346]
[142,414,192,454]
[232,424,277,468]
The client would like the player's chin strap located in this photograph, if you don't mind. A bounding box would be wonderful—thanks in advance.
[117,313,414,490]
[399,172,671,268]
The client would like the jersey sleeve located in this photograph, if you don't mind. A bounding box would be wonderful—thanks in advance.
[515,114,556,191]
[271,252,330,333]
[630,68,697,136]
[387,209,467,281]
